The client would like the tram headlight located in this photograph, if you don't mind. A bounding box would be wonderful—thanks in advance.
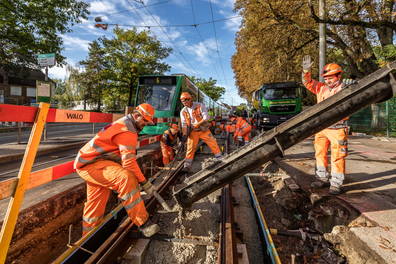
[262,117,270,123]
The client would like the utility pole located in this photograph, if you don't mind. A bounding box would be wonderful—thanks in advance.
[319,0,326,82]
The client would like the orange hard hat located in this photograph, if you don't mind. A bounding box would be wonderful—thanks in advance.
[322,63,343,77]
[180,92,192,100]
[170,123,179,130]
[136,103,155,124]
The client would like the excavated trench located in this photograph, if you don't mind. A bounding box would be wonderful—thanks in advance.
[248,161,366,264]
[3,145,162,264]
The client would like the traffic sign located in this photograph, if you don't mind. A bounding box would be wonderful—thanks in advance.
[37,53,56,67]
[36,80,53,103]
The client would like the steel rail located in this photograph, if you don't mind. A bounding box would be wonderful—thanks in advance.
[54,160,185,264]
[245,176,281,264]
[218,184,237,264]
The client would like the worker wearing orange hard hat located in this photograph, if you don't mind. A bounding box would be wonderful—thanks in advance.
[74,103,160,238]
[160,123,181,165]
[180,92,222,171]
[234,115,252,146]
[302,55,348,195]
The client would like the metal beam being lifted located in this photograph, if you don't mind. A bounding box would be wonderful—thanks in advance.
[174,62,396,208]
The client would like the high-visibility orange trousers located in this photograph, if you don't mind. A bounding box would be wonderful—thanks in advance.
[314,128,348,187]
[185,130,221,164]
[235,126,251,143]
[161,143,175,165]
[76,160,148,236]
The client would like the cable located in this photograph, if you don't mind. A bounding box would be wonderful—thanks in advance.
[94,16,241,29]
[119,0,192,74]
[137,1,199,74]
[208,0,228,86]
[190,0,221,79]
[90,0,171,18]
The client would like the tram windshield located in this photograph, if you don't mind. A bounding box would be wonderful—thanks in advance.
[136,84,176,111]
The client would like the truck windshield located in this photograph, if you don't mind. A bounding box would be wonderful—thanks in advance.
[263,88,297,100]
[136,84,176,111]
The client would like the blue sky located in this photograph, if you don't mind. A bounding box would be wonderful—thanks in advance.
[48,0,245,106]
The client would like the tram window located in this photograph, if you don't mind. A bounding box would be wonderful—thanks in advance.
[137,84,176,111]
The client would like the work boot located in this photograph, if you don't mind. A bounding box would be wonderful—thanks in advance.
[311,179,330,188]
[329,185,342,195]
[139,219,160,237]
[215,154,223,160]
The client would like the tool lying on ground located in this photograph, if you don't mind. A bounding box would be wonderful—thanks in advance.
[152,190,179,213]
[270,227,322,241]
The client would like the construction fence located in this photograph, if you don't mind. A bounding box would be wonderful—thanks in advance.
[349,97,396,137]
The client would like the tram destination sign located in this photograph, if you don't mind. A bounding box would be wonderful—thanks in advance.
[139,76,176,85]
[37,53,56,67]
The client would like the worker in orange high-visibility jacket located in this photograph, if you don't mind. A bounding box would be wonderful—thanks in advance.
[180,92,222,171]
[302,55,348,195]
[160,123,181,165]
[234,116,252,146]
[74,103,160,238]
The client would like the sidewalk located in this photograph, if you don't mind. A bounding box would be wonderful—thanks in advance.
[0,134,93,164]
[275,135,396,263]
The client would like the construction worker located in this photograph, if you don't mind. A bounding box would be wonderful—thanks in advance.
[160,123,181,165]
[74,103,160,237]
[225,115,237,146]
[180,92,222,171]
[302,55,348,195]
[234,115,252,146]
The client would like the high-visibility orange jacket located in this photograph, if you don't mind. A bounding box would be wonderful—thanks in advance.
[226,124,236,133]
[181,102,209,132]
[235,117,251,136]
[161,129,179,147]
[303,72,348,127]
[74,115,146,183]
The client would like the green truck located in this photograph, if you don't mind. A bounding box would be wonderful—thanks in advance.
[252,82,302,130]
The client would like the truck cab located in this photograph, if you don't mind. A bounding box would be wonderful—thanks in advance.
[254,82,302,130]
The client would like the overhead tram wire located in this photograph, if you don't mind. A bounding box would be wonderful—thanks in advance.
[136,1,199,75]
[91,0,172,19]
[124,0,194,74]
[190,0,221,81]
[95,16,242,29]
[208,0,228,86]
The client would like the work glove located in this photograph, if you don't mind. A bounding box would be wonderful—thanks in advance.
[302,55,313,73]
[141,180,155,196]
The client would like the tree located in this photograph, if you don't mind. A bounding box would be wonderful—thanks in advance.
[77,28,171,112]
[52,65,83,109]
[0,0,89,71]
[232,0,396,102]
[189,76,226,101]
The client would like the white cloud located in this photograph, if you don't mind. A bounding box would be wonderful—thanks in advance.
[62,35,91,51]
[219,9,241,32]
[211,0,235,10]
[47,59,77,80]
[89,1,117,13]
[186,38,218,64]
[170,60,198,75]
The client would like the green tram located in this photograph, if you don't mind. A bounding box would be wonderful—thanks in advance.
[135,74,228,135]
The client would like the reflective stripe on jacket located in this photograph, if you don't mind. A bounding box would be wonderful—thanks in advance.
[74,114,146,182]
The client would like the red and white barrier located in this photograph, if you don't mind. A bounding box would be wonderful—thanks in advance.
[0,135,163,200]
[0,104,179,124]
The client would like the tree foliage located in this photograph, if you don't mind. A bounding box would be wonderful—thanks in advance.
[232,0,395,101]
[0,0,89,70]
[189,76,226,101]
[76,28,171,112]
